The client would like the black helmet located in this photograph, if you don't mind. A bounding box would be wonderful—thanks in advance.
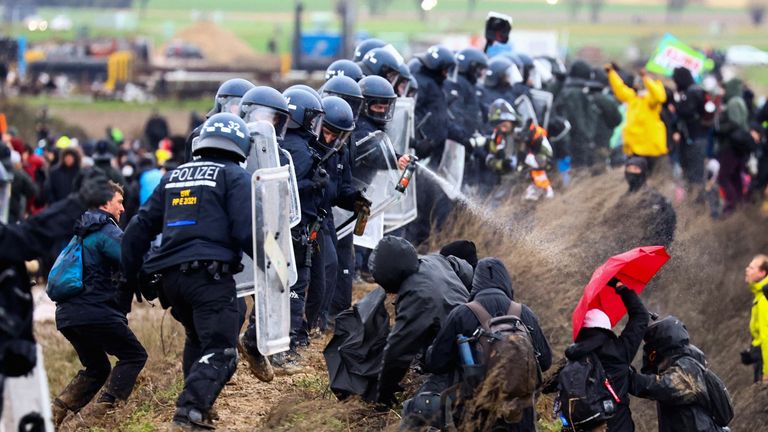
[286,84,322,105]
[487,98,520,126]
[210,78,255,116]
[455,48,488,82]
[322,75,364,121]
[353,38,387,62]
[418,45,456,73]
[238,86,290,139]
[283,88,325,139]
[359,47,402,83]
[319,96,355,153]
[358,75,397,124]
[325,59,364,82]
[195,113,251,161]
[484,57,513,88]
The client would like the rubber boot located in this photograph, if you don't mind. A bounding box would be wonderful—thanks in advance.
[52,372,103,427]
[237,334,274,383]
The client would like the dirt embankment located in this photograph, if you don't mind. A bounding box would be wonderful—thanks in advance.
[37,167,768,431]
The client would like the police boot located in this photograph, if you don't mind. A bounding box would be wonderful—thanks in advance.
[171,407,216,431]
[270,348,308,376]
[237,334,274,383]
[87,392,118,418]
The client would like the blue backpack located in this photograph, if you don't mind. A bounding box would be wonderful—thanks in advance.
[47,235,86,302]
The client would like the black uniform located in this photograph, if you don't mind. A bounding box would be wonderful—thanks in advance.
[426,258,551,432]
[122,156,252,416]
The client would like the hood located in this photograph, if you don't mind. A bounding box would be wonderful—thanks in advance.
[568,60,592,81]
[58,147,82,170]
[369,236,420,294]
[440,239,478,268]
[470,257,513,300]
[643,315,689,354]
[672,67,695,91]
[74,209,115,237]
[565,328,614,360]
[444,255,474,291]
[750,274,768,296]
[724,78,744,102]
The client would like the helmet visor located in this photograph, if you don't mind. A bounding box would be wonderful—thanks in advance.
[323,91,364,120]
[365,97,396,123]
[506,64,524,86]
[321,125,352,153]
[394,75,411,98]
[217,96,242,114]
[303,108,325,138]
[242,105,289,139]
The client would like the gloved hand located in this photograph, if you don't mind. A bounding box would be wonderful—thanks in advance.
[375,382,404,409]
[741,346,761,365]
[119,275,143,303]
[607,277,627,291]
[469,133,487,149]
[353,191,372,212]
[311,167,329,191]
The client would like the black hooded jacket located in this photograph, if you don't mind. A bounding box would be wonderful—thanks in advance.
[564,288,649,432]
[672,67,708,141]
[370,236,471,402]
[44,148,81,204]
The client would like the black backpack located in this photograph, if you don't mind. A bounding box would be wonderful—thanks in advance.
[556,352,619,430]
[689,358,734,427]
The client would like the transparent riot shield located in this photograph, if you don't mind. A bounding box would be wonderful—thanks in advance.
[514,94,539,126]
[242,165,295,355]
[436,140,466,200]
[383,97,418,233]
[335,131,401,242]
[279,148,302,228]
[244,121,281,174]
[0,164,10,224]
[530,89,553,130]
[386,97,415,155]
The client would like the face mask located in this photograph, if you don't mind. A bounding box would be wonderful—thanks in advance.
[625,172,646,192]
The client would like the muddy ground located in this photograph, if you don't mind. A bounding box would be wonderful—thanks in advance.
[34,165,768,431]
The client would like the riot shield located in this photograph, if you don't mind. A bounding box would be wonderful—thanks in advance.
[0,164,11,224]
[514,94,539,126]
[278,148,302,228]
[238,165,295,355]
[386,97,415,155]
[244,121,281,174]
[530,89,553,130]
[383,97,418,233]
[436,140,466,200]
[335,131,401,242]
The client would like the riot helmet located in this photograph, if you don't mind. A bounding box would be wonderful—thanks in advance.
[484,57,513,88]
[322,75,364,121]
[499,53,525,86]
[358,75,397,124]
[210,78,255,116]
[194,113,251,161]
[238,86,290,139]
[455,48,488,84]
[516,53,536,84]
[418,45,457,76]
[283,88,325,139]
[318,96,355,153]
[353,38,387,62]
[360,48,403,84]
[395,63,413,97]
[286,84,322,104]
[325,59,364,82]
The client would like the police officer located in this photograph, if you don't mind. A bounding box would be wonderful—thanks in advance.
[122,113,253,430]
[236,85,291,383]
[272,87,325,371]
[321,76,365,121]
[184,78,255,161]
[479,56,517,120]
[325,59,364,82]
[359,47,410,98]
[446,48,487,147]
[306,96,365,336]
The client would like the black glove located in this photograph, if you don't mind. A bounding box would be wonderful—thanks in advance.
[119,275,144,303]
[376,382,404,409]
[311,167,329,191]
[741,346,761,365]
[608,277,628,292]
[353,191,372,211]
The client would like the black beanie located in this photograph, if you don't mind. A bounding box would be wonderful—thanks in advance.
[569,60,592,81]
[440,240,478,268]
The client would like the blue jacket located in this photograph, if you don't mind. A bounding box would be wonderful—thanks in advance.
[56,209,130,329]
[121,156,253,275]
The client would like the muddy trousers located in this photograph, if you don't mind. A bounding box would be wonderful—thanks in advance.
[57,323,147,411]
[160,269,239,413]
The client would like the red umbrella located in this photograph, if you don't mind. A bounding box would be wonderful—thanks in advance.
[572,246,670,341]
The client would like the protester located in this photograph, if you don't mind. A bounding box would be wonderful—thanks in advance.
[44,146,81,204]
[716,78,754,214]
[52,180,146,426]
[631,316,733,432]
[606,64,668,170]
[425,257,551,431]
[368,236,471,407]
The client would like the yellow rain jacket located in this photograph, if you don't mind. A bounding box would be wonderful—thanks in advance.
[749,275,768,375]
[607,70,668,157]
